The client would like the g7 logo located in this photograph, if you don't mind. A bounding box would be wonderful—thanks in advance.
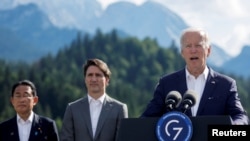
[165,120,183,140]
[156,111,192,141]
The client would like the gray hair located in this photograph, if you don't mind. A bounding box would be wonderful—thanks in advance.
[180,27,210,49]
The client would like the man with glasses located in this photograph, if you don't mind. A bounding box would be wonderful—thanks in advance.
[0,79,59,141]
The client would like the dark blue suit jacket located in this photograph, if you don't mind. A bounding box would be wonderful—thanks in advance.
[141,67,249,125]
[0,113,59,141]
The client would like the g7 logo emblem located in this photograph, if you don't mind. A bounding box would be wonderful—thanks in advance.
[156,111,193,141]
[165,120,183,140]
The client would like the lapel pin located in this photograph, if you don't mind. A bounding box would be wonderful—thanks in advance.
[208,97,214,100]
[38,127,42,134]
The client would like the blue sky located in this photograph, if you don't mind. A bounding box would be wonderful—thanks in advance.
[1,0,249,57]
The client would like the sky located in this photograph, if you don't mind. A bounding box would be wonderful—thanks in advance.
[1,0,249,57]
[98,0,250,57]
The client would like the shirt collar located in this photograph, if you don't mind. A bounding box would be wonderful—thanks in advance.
[17,111,34,123]
[88,94,106,104]
[185,66,209,80]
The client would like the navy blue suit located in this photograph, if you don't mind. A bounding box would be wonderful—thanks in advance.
[141,67,249,125]
[0,113,59,141]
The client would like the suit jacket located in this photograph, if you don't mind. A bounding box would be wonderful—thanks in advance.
[141,67,249,125]
[60,94,128,141]
[0,113,59,141]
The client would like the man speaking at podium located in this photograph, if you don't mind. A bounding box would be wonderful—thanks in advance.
[141,27,249,125]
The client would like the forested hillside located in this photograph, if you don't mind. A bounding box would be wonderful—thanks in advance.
[0,29,249,130]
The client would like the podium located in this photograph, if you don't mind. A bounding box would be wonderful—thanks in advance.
[116,116,232,141]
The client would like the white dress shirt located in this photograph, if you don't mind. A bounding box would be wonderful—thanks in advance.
[17,111,34,141]
[186,66,208,116]
[88,94,105,137]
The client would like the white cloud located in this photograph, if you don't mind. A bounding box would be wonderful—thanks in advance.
[100,0,250,56]
[97,0,145,9]
[3,0,250,56]
[150,0,250,56]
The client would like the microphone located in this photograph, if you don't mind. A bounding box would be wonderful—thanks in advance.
[181,90,197,114]
[165,91,182,112]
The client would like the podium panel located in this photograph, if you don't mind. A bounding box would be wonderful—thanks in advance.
[116,116,232,141]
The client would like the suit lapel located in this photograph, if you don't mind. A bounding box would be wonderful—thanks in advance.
[197,68,217,115]
[7,117,20,141]
[177,69,188,95]
[80,97,93,138]
[29,113,43,141]
[177,69,192,116]
[94,95,112,139]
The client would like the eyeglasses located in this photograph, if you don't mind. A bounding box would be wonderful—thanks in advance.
[13,93,34,99]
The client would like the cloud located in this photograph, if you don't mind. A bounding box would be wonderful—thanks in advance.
[153,0,250,56]
[98,0,250,56]
[97,0,147,9]
[2,0,250,56]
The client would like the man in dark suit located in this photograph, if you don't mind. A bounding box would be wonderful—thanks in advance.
[60,58,128,141]
[0,79,59,141]
[141,27,249,125]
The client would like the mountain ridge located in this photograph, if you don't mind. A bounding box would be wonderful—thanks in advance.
[0,1,249,77]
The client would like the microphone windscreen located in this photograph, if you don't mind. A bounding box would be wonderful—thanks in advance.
[183,89,197,106]
[165,91,182,107]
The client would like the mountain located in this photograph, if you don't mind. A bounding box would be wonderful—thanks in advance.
[222,45,250,77]
[0,3,78,62]
[0,0,249,77]
[93,1,188,48]
[208,43,231,67]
